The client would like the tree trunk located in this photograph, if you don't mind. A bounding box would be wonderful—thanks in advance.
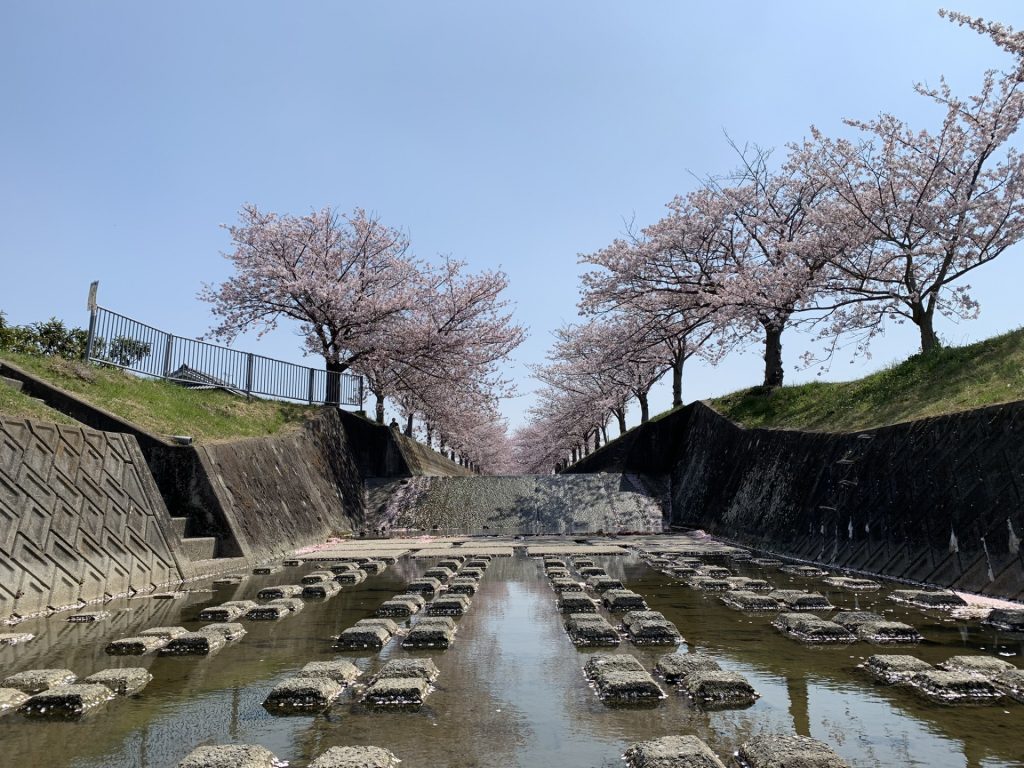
[614,408,627,435]
[671,354,684,407]
[762,323,784,388]
[593,430,600,451]
[917,312,940,353]
[571,447,577,464]
[425,424,433,447]
[375,394,385,423]
[325,360,346,405]
[404,413,414,437]
[601,424,608,443]
[583,440,590,457]
[638,391,650,423]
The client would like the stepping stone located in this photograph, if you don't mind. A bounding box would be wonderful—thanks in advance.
[423,567,455,583]
[0,632,34,646]
[377,598,422,617]
[445,578,478,596]
[572,558,595,569]
[726,577,773,592]
[426,594,471,616]
[252,565,282,575]
[889,589,967,609]
[298,660,362,684]
[736,735,848,768]
[773,613,855,644]
[623,611,679,639]
[247,604,291,620]
[360,561,386,574]
[721,591,780,612]
[403,617,456,649]
[579,567,607,578]
[407,578,442,594]
[178,744,281,768]
[161,631,226,655]
[337,622,393,650]
[547,569,572,580]
[855,620,922,644]
[301,571,334,585]
[656,653,721,683]
[362,676,431,706]
[687,577,732,592]
[201,623,246,641]
[823,576,881,591]
[67,611,109,623]
[152,591,188,600]
[335,569,367,585]
[460,568,485,580]
[543,558,567,569]
[559,594,598,613]
[910,670,1003,704]
[681,670,758,708]
[695,566,732,578]
[198,601,256,621]
[257,584,303,599]
[140,626,189,640]
[283,558,303,567]
[303,581,342,598]
[565,614,620,646]
[862,654,934,684]
[602,589,648,611]
[264,676,344,712]
[0,688,29,717]
[624,735,726,768]
[436,559,463,570]
[985,608,1024,632]
[779,565,828,577]
[939,655,1017,676]
[551,577,583,593]
[329,563,360,574]
[308,746,401,768]
[85,667,152,695]
[464,559,490,569]
[374,658,439,682]
[18,683,114,718]
[832,611,884,629]
[2,668,77,693]
[993,668,1024,703]
[751,558,782,567]
[626,618,681,645]
[106,635,168,655]
[770,590,833,611]
[267,597,304,613]
[669,566,699,578]
[212,576,244,587]
[584,654,664,703]
[588,576,624,592]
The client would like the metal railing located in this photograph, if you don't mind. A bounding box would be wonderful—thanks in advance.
[84,282,363,407]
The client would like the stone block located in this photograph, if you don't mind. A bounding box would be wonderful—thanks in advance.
[546,568,571,580]
[85,667,152,695]
[551,577,583,593]
[406,577,441,594]
[2,668,77,693]
[445,577,477,595]
[374,658,439,682]
[337,624,392,650]
[140,626,189,639]
[624,735,726,768]
[939,655,1017,676]
[585,655,663,703]
[656,653,721,683]
[565,614,620,646]
[283,558,302,567]
[572,558,595,569]
[773,613,855,644]
[681,670,758,708]
[985,608,1024,632]
[0,632,34,646]
[0,687,29,717]
[303,581,342,598]
[910,670,1003,704]
[257,584,302,599]
[687,577,732,592]
[247,604,291,620]
[602,589,648,611]
[212,576,244,587]
[177,745,281,768]
[301,571,334,584]
[267,597,304,613]
[329,563,360,574]
[579,566,606,578]
[769,590,833,611]
[106,635,168,655]
[161,631,226,655]
[360,560,386,574]
[308,746,401,768]
[736,735,848,768]
[436,559,463,570]
[200,622,246,641]
[587,576,624,592]
[889,589,967,609]
[779,565,828,577]
[264,676,344,712]
[362,676,431,706]
[831,611,884,629]
[460,567,485,580]
[559,594,598,613]
[298,660,362,684]
[18,683,113,718]
[377,599,421,617]
[464,559,490,569]
[67,611,109,623]
[750,558,782,567]
[695,565,731,578]
[862,654,934,684]
[423,567,455,583]
[198,602,253,622]
[855,620,922,645]
[427,594,471,616]
[252,565,282,575]
[721,591,780,612]
[726,577,772,592]
[403,617,456,649]
[993,668,1024,702]
[335,569,367,585]
[823,576,880,591]
[627,619,681,645]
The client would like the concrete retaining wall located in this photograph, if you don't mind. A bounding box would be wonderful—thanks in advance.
[567,400,1024,601]
[0,416,187,620]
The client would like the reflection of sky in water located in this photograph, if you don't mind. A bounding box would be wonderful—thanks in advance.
[0,554,1022,767]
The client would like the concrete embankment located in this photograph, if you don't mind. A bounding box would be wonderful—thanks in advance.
[566,400,1024,601]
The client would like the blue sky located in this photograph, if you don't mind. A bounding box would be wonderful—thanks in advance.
[3,1,1024,429]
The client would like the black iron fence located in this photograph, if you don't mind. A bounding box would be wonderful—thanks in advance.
[84,284,363,407]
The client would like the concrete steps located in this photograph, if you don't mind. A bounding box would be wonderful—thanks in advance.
[188,556,248,575]
[0,375,23,392]
[180,536,218,562]
[169,516,189,539]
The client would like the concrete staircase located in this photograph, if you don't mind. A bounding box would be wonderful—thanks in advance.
[169,515,220,563]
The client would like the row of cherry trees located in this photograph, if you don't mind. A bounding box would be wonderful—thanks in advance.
[200,205,524,472]
[512,10,1024,474]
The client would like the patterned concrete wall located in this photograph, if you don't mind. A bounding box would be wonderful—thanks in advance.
[0,417,186,621]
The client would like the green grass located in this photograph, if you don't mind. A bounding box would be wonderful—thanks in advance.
[0,380,79,426]
[708,327,1024,432]
[0,353,318,442]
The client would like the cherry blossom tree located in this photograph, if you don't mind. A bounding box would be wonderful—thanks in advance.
[200,205,418,403]
[807,10,1024,355]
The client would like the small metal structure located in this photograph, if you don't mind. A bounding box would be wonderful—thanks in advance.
[84,281,363,407]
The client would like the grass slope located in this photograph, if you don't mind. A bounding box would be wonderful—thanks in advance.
[0,380,79,426]
[710,327,1024,432]
[0,353,317,441]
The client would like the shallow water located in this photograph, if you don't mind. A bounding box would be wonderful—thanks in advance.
[1,550,1022,767]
